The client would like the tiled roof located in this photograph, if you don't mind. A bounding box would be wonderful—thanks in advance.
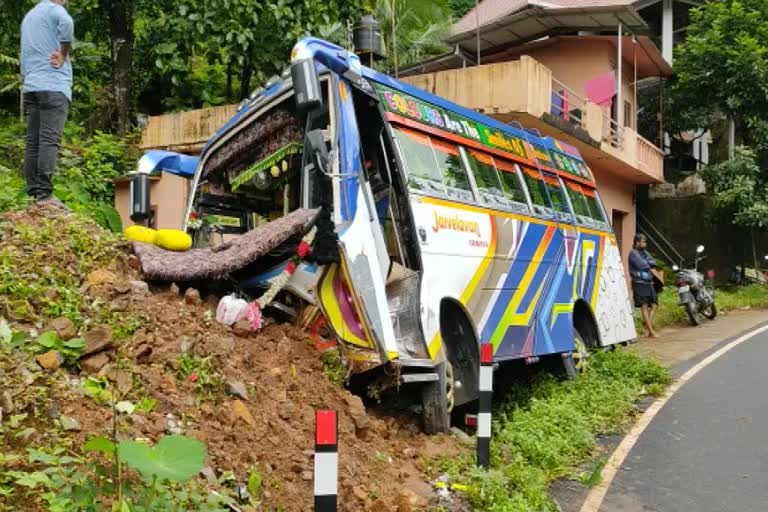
[453,0,636,36]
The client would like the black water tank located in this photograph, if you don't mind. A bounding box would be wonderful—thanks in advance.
[353,15,386,62]
[130,173,151,222]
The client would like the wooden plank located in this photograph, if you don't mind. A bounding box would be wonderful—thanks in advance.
[140,104,239,153]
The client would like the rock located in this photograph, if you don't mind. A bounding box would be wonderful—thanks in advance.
[1,392,14,415]
[184,288,202,306]
[278,401,295,420]
[200,466,218,486]
[232,319,253,337]
[178,336,194,354]
[109,369,133,395]
[130,280,150,295]
[235,485,250,502]
[402,447,417,458]
[396,489,428,511]
[126,254,141,271]
[60,416,81,432]
[353,486,368,501]
[301,470,313,481]
[170,283,180,296]
[226,380,249,401]
[113,281,131,294]
[82,326,114,357]
[109,297,129,312]
[344,394,369,430]
[133,344,152,363]
[49,318,77,340]
[166,413,183,435]
[81,353,110,374]
[87,269,116,286]
[47,401,60,419]
[36,351,64,371]
[230,400,256,427]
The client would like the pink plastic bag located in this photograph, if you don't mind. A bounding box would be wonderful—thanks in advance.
[216,294,249,326]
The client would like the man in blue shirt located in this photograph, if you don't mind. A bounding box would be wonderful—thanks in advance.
[629,234,658,338]
[20,0,74,207]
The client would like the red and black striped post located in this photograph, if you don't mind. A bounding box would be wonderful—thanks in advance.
[477,343,494,469]
[314,410,338,511]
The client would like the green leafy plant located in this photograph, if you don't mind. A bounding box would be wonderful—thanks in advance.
[175,354,225,401]
[33,331,85,365]
[82,377,114,404]
[320,349,346,387]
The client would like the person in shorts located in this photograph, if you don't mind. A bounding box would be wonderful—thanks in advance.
[629,233,658,338]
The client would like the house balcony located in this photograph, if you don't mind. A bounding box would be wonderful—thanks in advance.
[401,56,664,184]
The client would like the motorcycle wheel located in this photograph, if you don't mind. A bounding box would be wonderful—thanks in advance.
[685,302,701,326]
[702,302,717,320]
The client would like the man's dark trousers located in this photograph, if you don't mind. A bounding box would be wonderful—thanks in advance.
[23,91,69,200]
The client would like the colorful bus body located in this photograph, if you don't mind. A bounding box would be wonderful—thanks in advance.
[187,37,636,432]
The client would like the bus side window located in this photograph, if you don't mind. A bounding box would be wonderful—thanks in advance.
[431,138,474,203]
[494,159,530,213]
[392,127,447,196]
[565,181,593,227]
[584,188,609,227]
[519,167,554,216]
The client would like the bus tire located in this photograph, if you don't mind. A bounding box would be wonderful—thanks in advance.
[421,361,450,434]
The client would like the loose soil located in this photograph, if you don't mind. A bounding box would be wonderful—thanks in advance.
[0,207,464,511]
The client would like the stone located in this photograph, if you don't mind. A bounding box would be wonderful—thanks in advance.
[109,369,133,395]
[178,336,194,354]
[87,269,117,286]
[130,280,150,295]
[82,326,114,357]
[301,470,313,481]
[170,283,180,296]
[396,489,428,512]
[1,392,14,415]
[60,416,81,432]
[112,281,131,294]
[226,380,249,401]
[133,344,153,363]
[200,466,218,486]
[81,353,110,374]
[184,288,202,306]
[49,317,77,340]
[232,319,253,337]
[353,486,368,501]
[109,297,129,312]
[344,394,369,430]
[230,400,256,427]
[126,254,141,271]
[47,401,60,419]
[36,351,64,371]
[278,401,295,420]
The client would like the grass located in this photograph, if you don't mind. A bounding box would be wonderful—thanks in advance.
[637,284,768,331]
[432,349,671,511]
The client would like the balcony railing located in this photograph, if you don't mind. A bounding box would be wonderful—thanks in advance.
[637,133,664,178]
[602,113,624,149]
[550,77,586,130]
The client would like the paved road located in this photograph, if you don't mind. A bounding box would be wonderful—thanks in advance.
[601,328,768,512]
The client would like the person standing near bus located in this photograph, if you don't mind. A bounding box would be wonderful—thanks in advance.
[629,234,658,338]
[20,0,74,208]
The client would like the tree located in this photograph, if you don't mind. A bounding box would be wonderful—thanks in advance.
[669,0,768,150]
[700,147,768,269]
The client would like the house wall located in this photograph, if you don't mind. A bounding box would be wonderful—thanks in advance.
[592,165,636,273]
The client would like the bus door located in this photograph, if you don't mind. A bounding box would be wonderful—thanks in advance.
[323,78,400,362]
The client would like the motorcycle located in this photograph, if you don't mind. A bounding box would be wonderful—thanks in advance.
[672,245,717,326]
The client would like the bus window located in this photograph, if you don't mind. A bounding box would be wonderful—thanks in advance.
[464,150,527,212]
[520,167,552,214]
[542,173,570,215]
[495,160,529,208]
[564,181,594,226]
[392,127,447,196]
[431,138,474,203]
[583,188,608,224]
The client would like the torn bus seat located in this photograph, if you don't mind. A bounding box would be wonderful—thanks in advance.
[132,208,319,282]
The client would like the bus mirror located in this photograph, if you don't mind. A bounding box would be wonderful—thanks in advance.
[291,59,322,114]
[306,129,329,174]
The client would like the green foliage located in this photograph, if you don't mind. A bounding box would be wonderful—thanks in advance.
[32,331,85,366]
[434,350,671,510]
[700,147,768,229]
[448,0,475,18]
[82,376,114,404]
[176,354,225,400]
[119,435,206,482]
[320,348,346,387]
[670,0,768,146]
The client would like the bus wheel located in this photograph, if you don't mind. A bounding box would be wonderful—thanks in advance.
[421,361,453,434]
[563,329,591,379]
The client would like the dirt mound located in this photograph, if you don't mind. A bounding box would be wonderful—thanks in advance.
[0,207,463,511]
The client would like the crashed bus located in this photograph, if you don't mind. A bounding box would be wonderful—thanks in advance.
[179,37,636,433]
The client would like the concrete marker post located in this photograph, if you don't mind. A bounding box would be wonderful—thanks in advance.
[314,410,338,511]
[477,343,494,469]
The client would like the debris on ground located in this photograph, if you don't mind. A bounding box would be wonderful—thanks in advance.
[0,207,465,511]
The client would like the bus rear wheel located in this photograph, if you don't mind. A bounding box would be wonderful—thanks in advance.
[421,361,453,434]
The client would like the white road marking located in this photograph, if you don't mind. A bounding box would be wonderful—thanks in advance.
[579,323,768,512]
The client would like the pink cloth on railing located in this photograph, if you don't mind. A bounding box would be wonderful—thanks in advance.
[585,72,616,106]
